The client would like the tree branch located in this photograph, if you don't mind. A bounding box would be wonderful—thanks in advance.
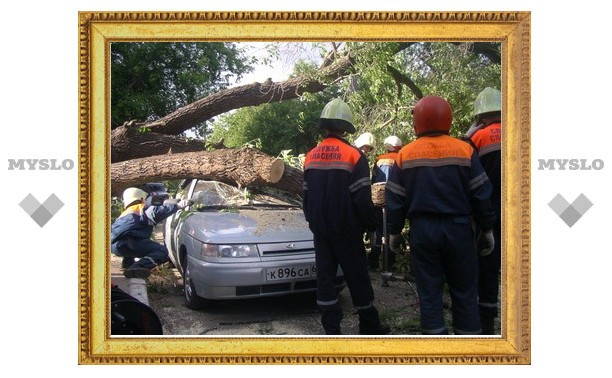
[143,53,354,136]
[110,43,416,164]
[110,53,355,163]
[453,42,501,64]
[386,65,424,100]
[110,123,205,163]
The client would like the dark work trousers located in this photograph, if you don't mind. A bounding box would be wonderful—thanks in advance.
[409,215,481,335]
[111,237,169,270]
[368,207,397,271]
[478,199,502,322]
[368,207,383,269]
[314,231,375,333]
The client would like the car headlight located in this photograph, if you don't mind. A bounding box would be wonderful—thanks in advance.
[201,243,259,259]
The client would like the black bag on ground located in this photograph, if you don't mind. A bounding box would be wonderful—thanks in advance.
[110,285,163,335]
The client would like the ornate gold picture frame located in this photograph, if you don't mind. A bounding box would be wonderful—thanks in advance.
[78,11,530,364]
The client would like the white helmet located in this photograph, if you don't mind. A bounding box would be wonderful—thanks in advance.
[383,135,402,151]
[354,132,375,149]
[122,187,148,208]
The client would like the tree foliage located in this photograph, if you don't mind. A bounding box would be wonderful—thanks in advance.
[209,92,332,156]
[110,42,255,129]
[208,42,501,160]
[346,42,501,157]
[110,41,501,185]
[402,42,502,132]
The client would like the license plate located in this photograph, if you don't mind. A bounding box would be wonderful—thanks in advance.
[266,264,316,281]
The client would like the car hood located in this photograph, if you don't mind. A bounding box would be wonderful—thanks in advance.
[180,209,313,244]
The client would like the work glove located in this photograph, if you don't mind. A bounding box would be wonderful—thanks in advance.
[477,229,495,256]
[389,234,403,253]
[177,199,194,209]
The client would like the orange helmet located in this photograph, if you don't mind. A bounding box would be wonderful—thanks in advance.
[412,95,453,137]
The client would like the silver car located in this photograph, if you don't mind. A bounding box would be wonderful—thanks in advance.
[163,179,345,309]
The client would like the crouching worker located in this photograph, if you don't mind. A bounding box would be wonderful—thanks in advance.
[111,187,192,279]
[303,98,390,335]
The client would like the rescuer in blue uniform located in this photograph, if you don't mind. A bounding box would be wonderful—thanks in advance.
[386,95,496,335]
[368,135,403,271]
[111,187,192,279]
[466,87,503,334]
[303,98,390,335]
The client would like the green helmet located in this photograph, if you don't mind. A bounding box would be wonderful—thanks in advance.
[317,98,356,134]
[473,87,502,117]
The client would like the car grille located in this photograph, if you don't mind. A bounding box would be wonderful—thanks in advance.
[235,276,344,296]
[260,248,312,256]
[236,283,293,295]
[258,241,314,256]
[294,280,317,290]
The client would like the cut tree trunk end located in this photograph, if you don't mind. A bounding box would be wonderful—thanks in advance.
[110,147,297,196]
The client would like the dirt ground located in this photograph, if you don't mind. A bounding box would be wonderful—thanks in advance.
[111,233,500,336]
[144,264,422,336]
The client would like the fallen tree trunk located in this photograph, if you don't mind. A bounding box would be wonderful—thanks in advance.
[110,147,301,196]
[268,164,304,196]
[143,53,353,136]
[110,122,205,163]
[109,42,498,164]
[110,53,354,163]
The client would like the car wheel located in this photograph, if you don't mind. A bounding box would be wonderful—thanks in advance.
[183,258,209,310]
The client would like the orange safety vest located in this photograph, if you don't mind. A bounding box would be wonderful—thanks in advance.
[303,135,376,235]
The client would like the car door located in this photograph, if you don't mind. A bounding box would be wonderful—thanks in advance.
[163,179,193,270]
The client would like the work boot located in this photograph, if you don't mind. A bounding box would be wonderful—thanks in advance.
[358,306,391,335]
[121,257,135,269]
[123,267,151,279]
[383,250,396,272]
[480,314,495,335]
[320,302,343,335]
[368,246,381,271]
[479,306,497,335]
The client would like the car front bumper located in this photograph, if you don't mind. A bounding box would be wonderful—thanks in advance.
[186,255,344,300]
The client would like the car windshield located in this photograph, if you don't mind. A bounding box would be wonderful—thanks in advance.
[191,180,302,209]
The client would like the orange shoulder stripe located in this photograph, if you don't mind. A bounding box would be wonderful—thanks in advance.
[376,152,398,167]
[304,138,361,172]
[472,123,501,156]
[397,135,473,169]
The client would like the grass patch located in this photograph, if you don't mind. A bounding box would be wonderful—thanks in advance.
[147,262,180,294]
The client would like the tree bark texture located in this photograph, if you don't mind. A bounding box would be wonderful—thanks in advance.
[110,148,302,196]
[110,124,205,163]
[109,42,498,164]
[145,54,354,136]
[110,54,354,163]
